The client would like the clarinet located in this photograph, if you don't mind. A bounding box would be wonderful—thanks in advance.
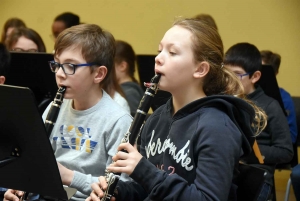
[20,86,66,201]
[45,86,66,137]
[101,74,161,201]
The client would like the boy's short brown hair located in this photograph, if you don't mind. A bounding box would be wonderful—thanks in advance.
[54,24,115,82]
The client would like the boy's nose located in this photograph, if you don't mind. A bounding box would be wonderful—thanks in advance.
[56,67,66,77]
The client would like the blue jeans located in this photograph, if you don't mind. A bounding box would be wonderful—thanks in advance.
[291,164,300,201]
[256,183,272,201]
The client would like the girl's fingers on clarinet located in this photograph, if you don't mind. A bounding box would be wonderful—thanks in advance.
[91,183,103,198]
[99,176,108,190]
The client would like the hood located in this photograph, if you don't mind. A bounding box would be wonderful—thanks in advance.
[171,95,256,157]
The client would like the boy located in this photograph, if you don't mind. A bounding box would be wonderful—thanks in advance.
[224,42,293,200]
[4,24,132,201]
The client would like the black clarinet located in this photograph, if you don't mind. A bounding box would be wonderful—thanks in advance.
[101,74,161,201]
[45,86,66,138]
[20,86,66,201]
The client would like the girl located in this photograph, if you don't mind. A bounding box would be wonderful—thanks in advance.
[114,40,144,115]
[5,27,46,52]
[1,18,26,43]
[88,18,266,201]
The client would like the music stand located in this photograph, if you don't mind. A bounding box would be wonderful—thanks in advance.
[5,52,58,113]
[257,65,286,115]
[136,55,171,111]
[0,85,68,200]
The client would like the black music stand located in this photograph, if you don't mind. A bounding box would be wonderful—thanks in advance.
[0,85,68,200]
[136,55,171,111]
[257,64,286,115]
[5,52,58,114]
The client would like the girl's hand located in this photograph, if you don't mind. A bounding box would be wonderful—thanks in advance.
[86,176,116,201]
[107,143,142,175]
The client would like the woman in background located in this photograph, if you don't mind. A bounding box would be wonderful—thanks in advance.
[102,61,130,113]
[1,18,26,43]
[5,27,46,52]
[115,40,144,115]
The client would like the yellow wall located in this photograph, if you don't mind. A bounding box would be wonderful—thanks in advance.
[1,0,299,95]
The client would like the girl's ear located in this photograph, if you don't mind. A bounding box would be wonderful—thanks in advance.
[193,61,210,79]
[94,66,108,83]
[250,70,261,84]
[117,61,128,72]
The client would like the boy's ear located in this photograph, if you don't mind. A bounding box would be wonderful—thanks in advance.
[193,61,210,78]
[250,70,261,84]
[94,66,107,83]
[0,76,5,84]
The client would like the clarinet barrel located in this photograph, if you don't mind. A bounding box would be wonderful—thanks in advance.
[44,86,66,137]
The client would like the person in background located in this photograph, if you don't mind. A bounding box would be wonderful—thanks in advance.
[261,50,298,144]
[1,18,26,43]
[224,42,293,201]
[5,27,46,52]
[115,40,144,115]
[193,13,218,31]
[87,18,268,201]
[3,23,132,201]
[102,62,131,113]
[52,12,80,40]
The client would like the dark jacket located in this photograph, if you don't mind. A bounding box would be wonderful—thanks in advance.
[242,86,293,185]
[117,95,257,201]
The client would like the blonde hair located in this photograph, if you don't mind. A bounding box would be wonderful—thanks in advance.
[173,18,267,135]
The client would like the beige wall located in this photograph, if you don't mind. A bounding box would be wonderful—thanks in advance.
[1,0,299,95]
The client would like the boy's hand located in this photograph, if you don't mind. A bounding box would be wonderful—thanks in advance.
[86,176,116,201]
[4,189,23,201]
[107,143,142,175]
[57,162,74,186]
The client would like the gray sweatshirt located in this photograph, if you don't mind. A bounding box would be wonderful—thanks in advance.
[42,91,132,201]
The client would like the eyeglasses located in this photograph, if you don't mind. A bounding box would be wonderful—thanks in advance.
[11,48,38,53]
[235,72,252,80]
[48,61,97,75]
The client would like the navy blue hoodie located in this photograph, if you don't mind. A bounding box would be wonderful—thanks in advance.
[116,95,256,201]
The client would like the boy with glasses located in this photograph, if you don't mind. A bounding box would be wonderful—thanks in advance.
[224,42,293,201]
[4,24,132,201]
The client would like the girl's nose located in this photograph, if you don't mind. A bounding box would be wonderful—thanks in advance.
[155,52,163,66]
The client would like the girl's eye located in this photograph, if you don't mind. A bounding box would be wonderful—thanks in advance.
[169,52,176,55]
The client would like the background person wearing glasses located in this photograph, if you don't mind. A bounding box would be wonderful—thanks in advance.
[5,27,46,52]
[224,42,293,201]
